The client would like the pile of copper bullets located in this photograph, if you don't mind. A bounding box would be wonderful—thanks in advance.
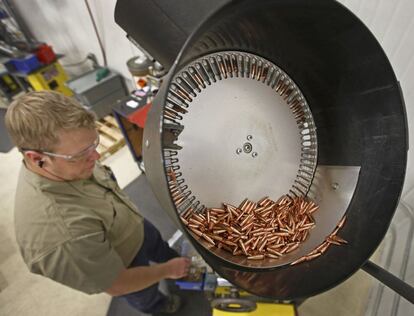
[168,167,347,264]
[180,195,316,260]
[180,195,348,264]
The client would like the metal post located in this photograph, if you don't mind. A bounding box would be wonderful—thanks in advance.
[362,260,414,304]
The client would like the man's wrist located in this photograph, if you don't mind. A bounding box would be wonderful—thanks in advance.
[157,261,170,279]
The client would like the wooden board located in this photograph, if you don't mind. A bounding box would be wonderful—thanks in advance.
[96,114,125,160]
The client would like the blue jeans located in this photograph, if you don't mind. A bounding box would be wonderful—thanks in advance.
[122,220,179,313]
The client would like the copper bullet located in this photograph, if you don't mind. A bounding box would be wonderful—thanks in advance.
[267,235,279,243]
[231,227,242,235]
[181,208,193,219]
[174,195,186,205]
[253,231,266,237]
[301,230,309,242]
[180,216,188,225]
[239,240,249,256]
[258,238,268,252]
[330,235,348,244]
[252,236,262,250]
[279,245,290,254]
[224,202,237,210]
[254,206,266,214]
[228,207,239,217]
[261,199,272,207]
[240,214,254,227]
[202,233,215,245]
[261,210,272,218]
[267,248,283,256]
[210,208,226,213]
[233,236,241,243]
[193,214,205,222]
[317,242,330,254]
[290,256,307,266]
[337,216,347,229]
[305,252,322,261]
[250,227,263,234]
[218,214,229,222]
[208,234,223,242]
[235,209,247,222]
[308,205,319,214]
[246,201,257,213]
[239,198,249,210]
[189,227,203,237]
[286,243,300,253]
[248,255,264,260]
[326,237,341,246]
[189,218,203,226]
[244,237,255,246]
[257,196,269,205]
[223,240,237,247]
[275,232,290,237]
[241,222,254,232]
[266,253,280,259]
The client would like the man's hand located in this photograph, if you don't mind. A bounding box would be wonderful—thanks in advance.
[106,257,191,296]
[163,257,191,279]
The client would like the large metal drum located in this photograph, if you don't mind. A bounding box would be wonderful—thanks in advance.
[116,0,408,300]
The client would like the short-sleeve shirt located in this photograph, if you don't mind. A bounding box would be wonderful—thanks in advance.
[14,162,144,294]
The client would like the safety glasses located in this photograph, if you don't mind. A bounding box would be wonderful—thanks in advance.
[22,135,100,163]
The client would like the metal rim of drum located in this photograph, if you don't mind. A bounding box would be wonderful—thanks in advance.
[162,51,319,268]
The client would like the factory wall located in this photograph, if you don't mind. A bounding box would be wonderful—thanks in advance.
[12,0,144,89]
[12,0,414,202]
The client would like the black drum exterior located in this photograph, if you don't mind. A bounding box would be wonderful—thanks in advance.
[118,0,408,299]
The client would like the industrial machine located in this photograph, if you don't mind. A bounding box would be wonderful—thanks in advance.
[67,68,128,119]
[115,0,413,310]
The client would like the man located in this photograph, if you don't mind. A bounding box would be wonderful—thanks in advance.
[5,90,190,314]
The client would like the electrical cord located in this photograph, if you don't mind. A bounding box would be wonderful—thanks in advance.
[84,0,107,67]
[61,57,89,67]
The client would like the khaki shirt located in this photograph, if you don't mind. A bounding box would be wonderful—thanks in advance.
[14,162,144,294]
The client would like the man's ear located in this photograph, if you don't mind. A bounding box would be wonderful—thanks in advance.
[23,150,45,166]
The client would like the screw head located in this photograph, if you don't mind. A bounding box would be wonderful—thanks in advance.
[243,142,252,153]
[331,182,339,190]
[252,152,258,158]
[247,135,253,141]
[236,148,242,154]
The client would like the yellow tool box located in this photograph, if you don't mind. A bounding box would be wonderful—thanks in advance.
[26,61,72,96]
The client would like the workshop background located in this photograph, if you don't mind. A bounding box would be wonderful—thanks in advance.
[0,0,413,316]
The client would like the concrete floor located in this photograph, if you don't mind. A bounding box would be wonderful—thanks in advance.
[0,145,411,315]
